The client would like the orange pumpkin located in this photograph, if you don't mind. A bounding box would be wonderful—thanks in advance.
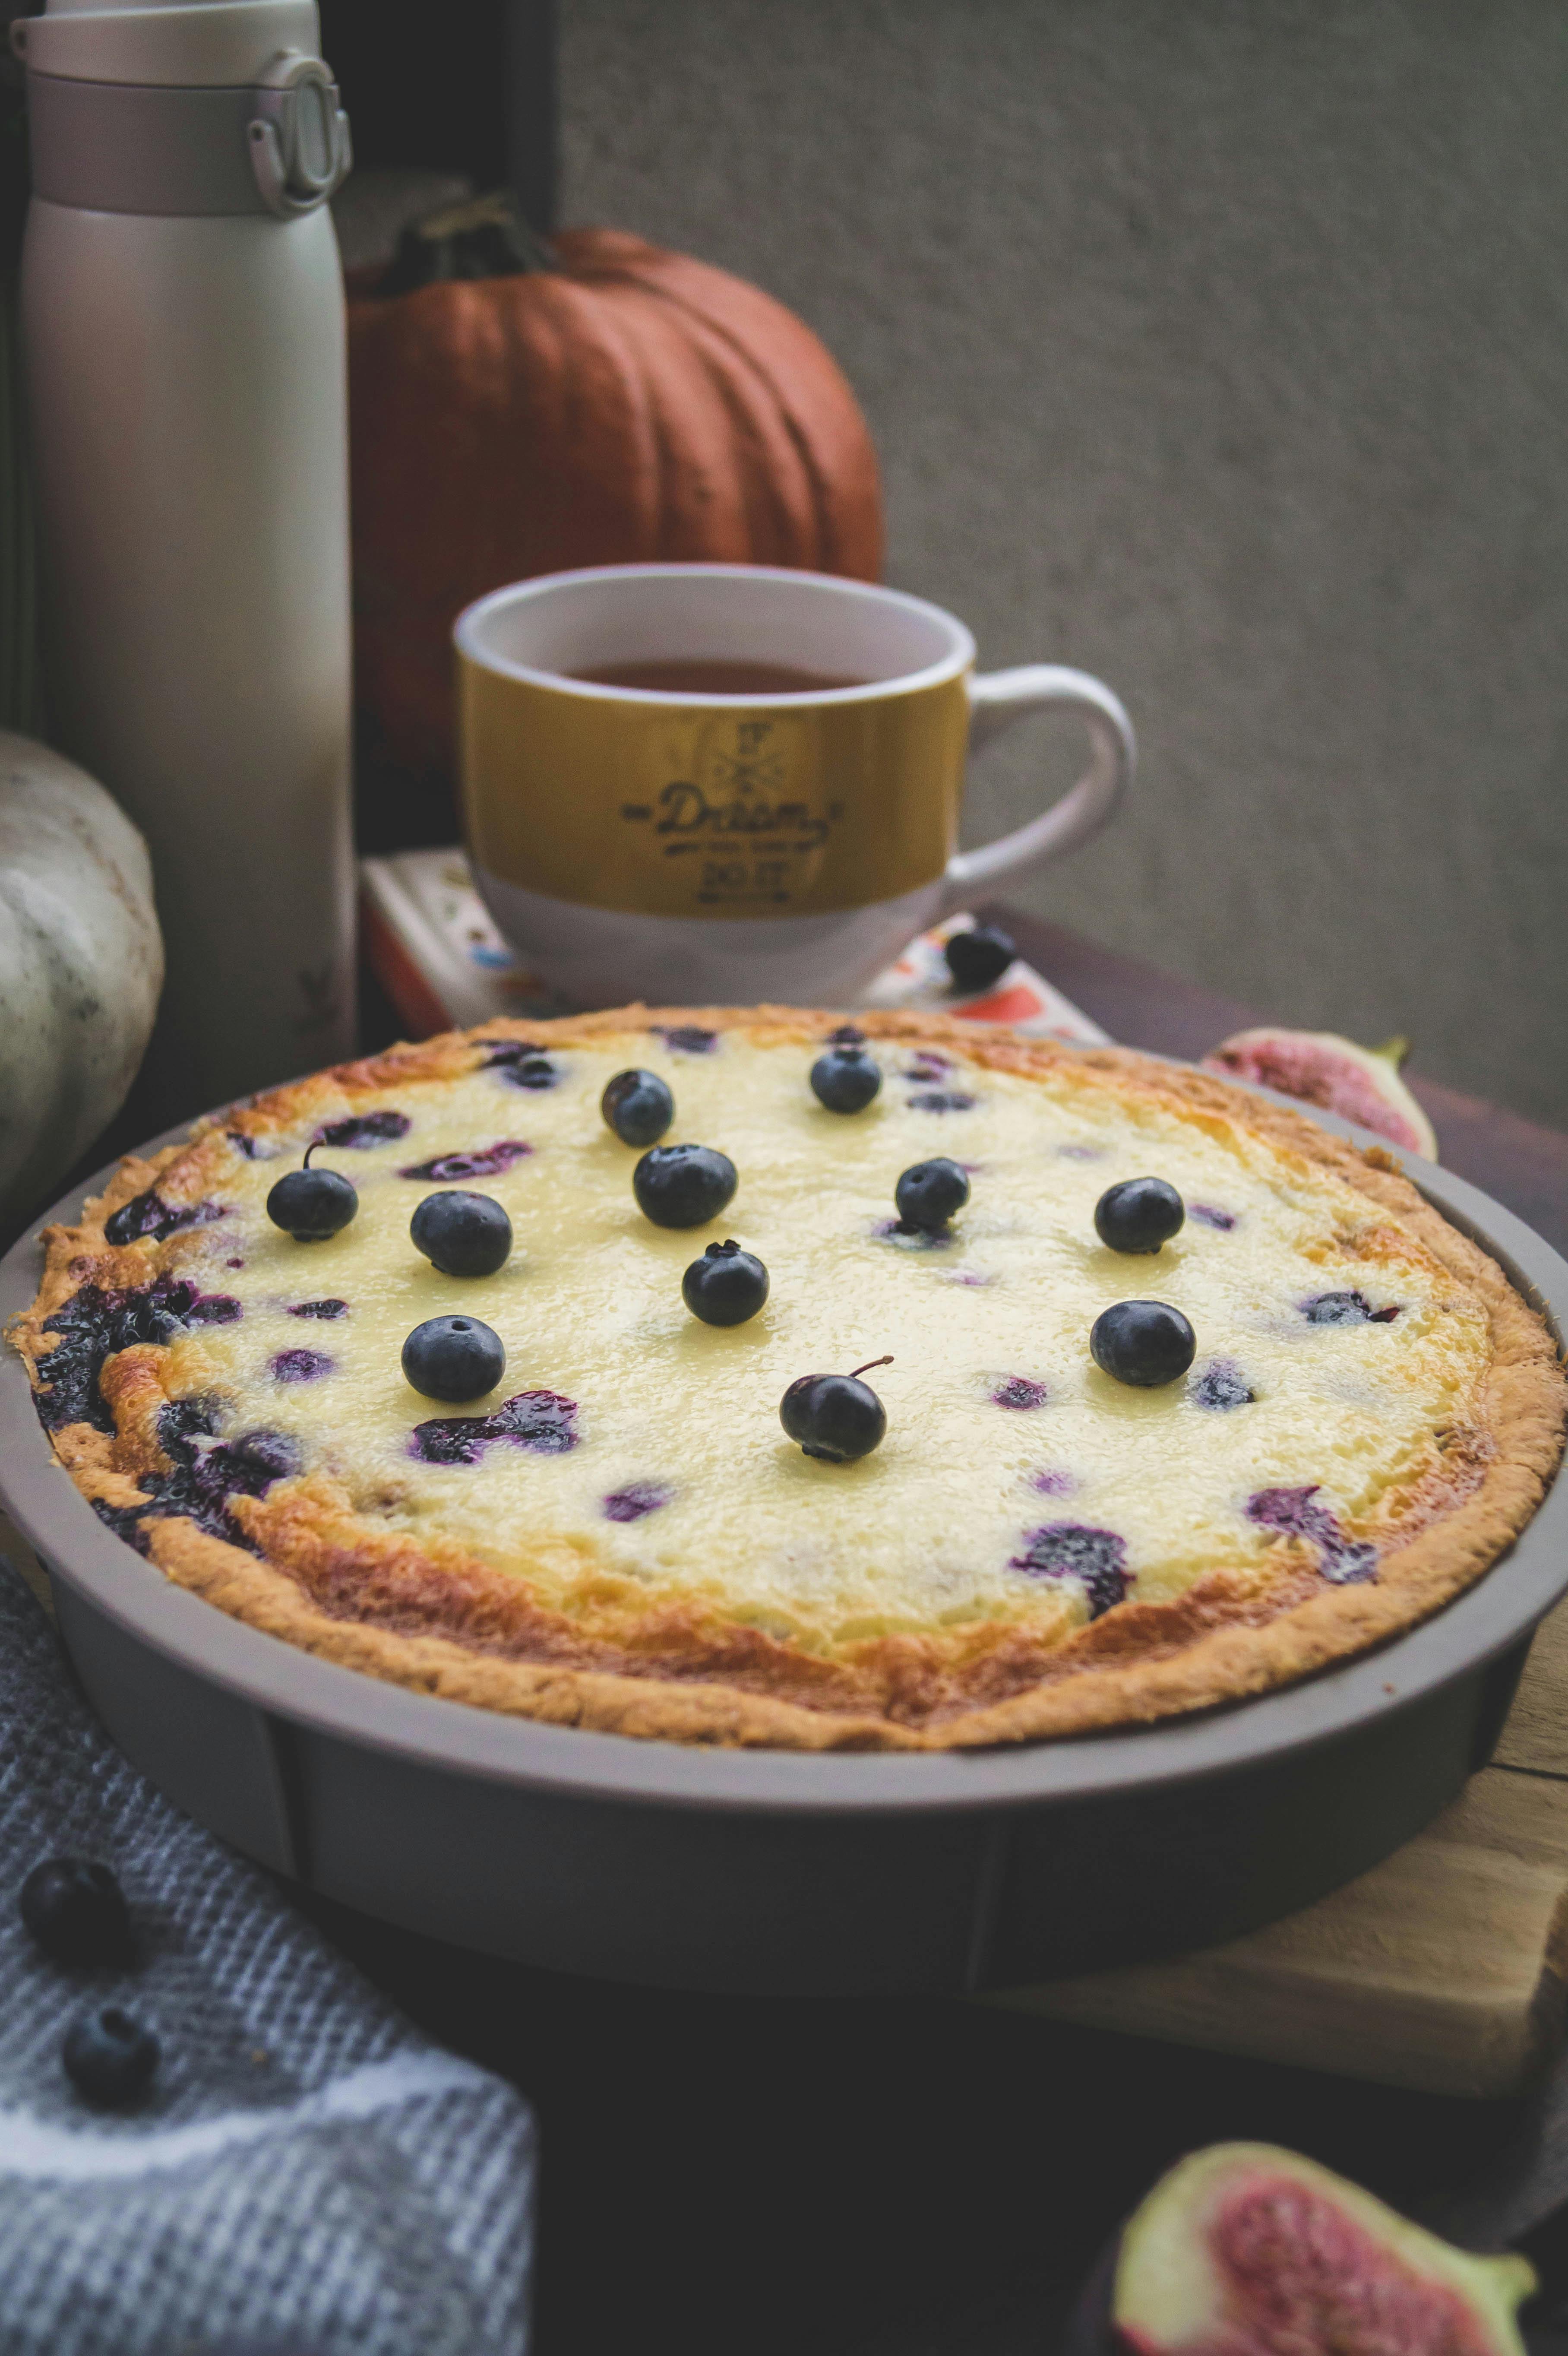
[347,198,884,780]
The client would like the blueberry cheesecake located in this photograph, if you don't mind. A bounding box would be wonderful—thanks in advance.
[9,1009,1564,1751]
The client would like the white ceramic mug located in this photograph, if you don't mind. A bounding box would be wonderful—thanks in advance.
[455,563,1134,1007]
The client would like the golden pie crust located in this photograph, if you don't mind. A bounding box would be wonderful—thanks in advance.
[10,1007,1565,1753]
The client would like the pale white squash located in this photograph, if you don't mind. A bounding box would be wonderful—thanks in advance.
[0,731,163,1226]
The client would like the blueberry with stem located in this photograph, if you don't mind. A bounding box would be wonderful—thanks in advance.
[402,1314,506,1402]
[1094,1177,1185,1255]
[411,1189,512,1278]
[780,1355,892,1462]
[266,1141,357,1243]
[895,1157,970,1234]
[682,1240,769,1326]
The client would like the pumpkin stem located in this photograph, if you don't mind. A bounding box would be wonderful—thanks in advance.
[378,190,558,297]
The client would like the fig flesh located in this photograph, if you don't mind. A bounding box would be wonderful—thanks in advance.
[1201,1029,1438,1160]
[1074,2141,1534,2355]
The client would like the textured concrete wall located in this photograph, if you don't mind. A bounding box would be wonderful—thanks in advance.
[560,0,1568,1127]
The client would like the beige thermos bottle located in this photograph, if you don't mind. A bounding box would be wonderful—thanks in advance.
[15,0,356,1113]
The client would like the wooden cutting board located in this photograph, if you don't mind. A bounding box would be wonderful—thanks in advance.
[7,1507,1565,2099]
[989,1601,1568,2099]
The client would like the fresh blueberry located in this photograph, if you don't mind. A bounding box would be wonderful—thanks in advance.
[682,1239,769,1326]
[411,1190,512,1279]
[1094,1177,1185,1254]
[633,1143,737,1229]
[20,1857,132,1966]
[780,1357,891,1463]
[602,1068,675,1147]
[1091,1299,1196,1387]
[266,1155,357,1243]
[810,1046,882,1114]
[401,1315,506,1402]
[62,2006,159,2107]
[944,924,1016,993]
[895,1157,970,1233]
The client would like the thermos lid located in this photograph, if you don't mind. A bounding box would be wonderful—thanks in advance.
[14,0,321,87]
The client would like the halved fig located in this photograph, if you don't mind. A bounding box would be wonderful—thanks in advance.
[1071,2141,1535,2354]
[1201,1029,1438,1160]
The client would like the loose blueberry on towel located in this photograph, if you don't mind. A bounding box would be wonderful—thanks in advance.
[266,1146,357,1243]
[895,1156,970,1234]
[944,924,1016,994]
[411,1189,513,1279]
[62,2007,159,2107]
[402,1315,506,1403]
[601,1068,675,1147]
[780,1358,892,1463]
[20,1857,132,1967]
[1094,1177,1185,1255]
[633,1143,737,1229]
[682,1239,769,1327]
[1091,1300,1196,1388]
[810,1044,882,1114]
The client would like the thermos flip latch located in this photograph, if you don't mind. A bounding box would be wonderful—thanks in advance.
[248,51,352,217]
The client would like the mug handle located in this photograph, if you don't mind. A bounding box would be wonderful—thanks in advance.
[938,665,1135,915]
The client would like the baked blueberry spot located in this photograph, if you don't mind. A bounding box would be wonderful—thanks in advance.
[1190,1202,1238,1231]
[409,1388,580,1464]
[993,1377,1049,1410]
[1191,1359,1257,1410]
[104,1191,224,1248]
[186,1293,241,1325]
[226,1257,244,1269]
[313,1110,411,1149]
[1302,1289,1402,1325]
[32,1276,237,1433]
[89,1402,303,1555]
[1030,1470,1075,1498]
[1057,1143,1106,1162]
[399,1141,533,1182]
[288,1298,348,1319]
[1247,1484,1379,1584]
[653,1024,718,1054]
[904,1051,952,1079]
[496,1053,560,1091]
[1010,1522,1129,1618]
[603,1481,673,1523]
[908,1089,977,1114]
[271,1348,333,1384]
[226,1130,265,1159]
[478,1038,546,1068]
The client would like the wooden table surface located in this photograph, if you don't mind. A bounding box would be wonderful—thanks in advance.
[16,911,1568,2355]
[291,909,1568,2356]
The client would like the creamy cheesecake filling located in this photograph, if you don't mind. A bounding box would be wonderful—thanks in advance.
[85,1027,1488,1658]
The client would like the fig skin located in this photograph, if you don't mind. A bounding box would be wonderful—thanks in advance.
[1062,2141,1535,2355]
[1201,1028,1439,1161]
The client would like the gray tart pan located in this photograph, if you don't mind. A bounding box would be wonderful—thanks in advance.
[0,1102,1563,1998]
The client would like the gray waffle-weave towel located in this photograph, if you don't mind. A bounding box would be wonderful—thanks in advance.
[0,1554,534,2356]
